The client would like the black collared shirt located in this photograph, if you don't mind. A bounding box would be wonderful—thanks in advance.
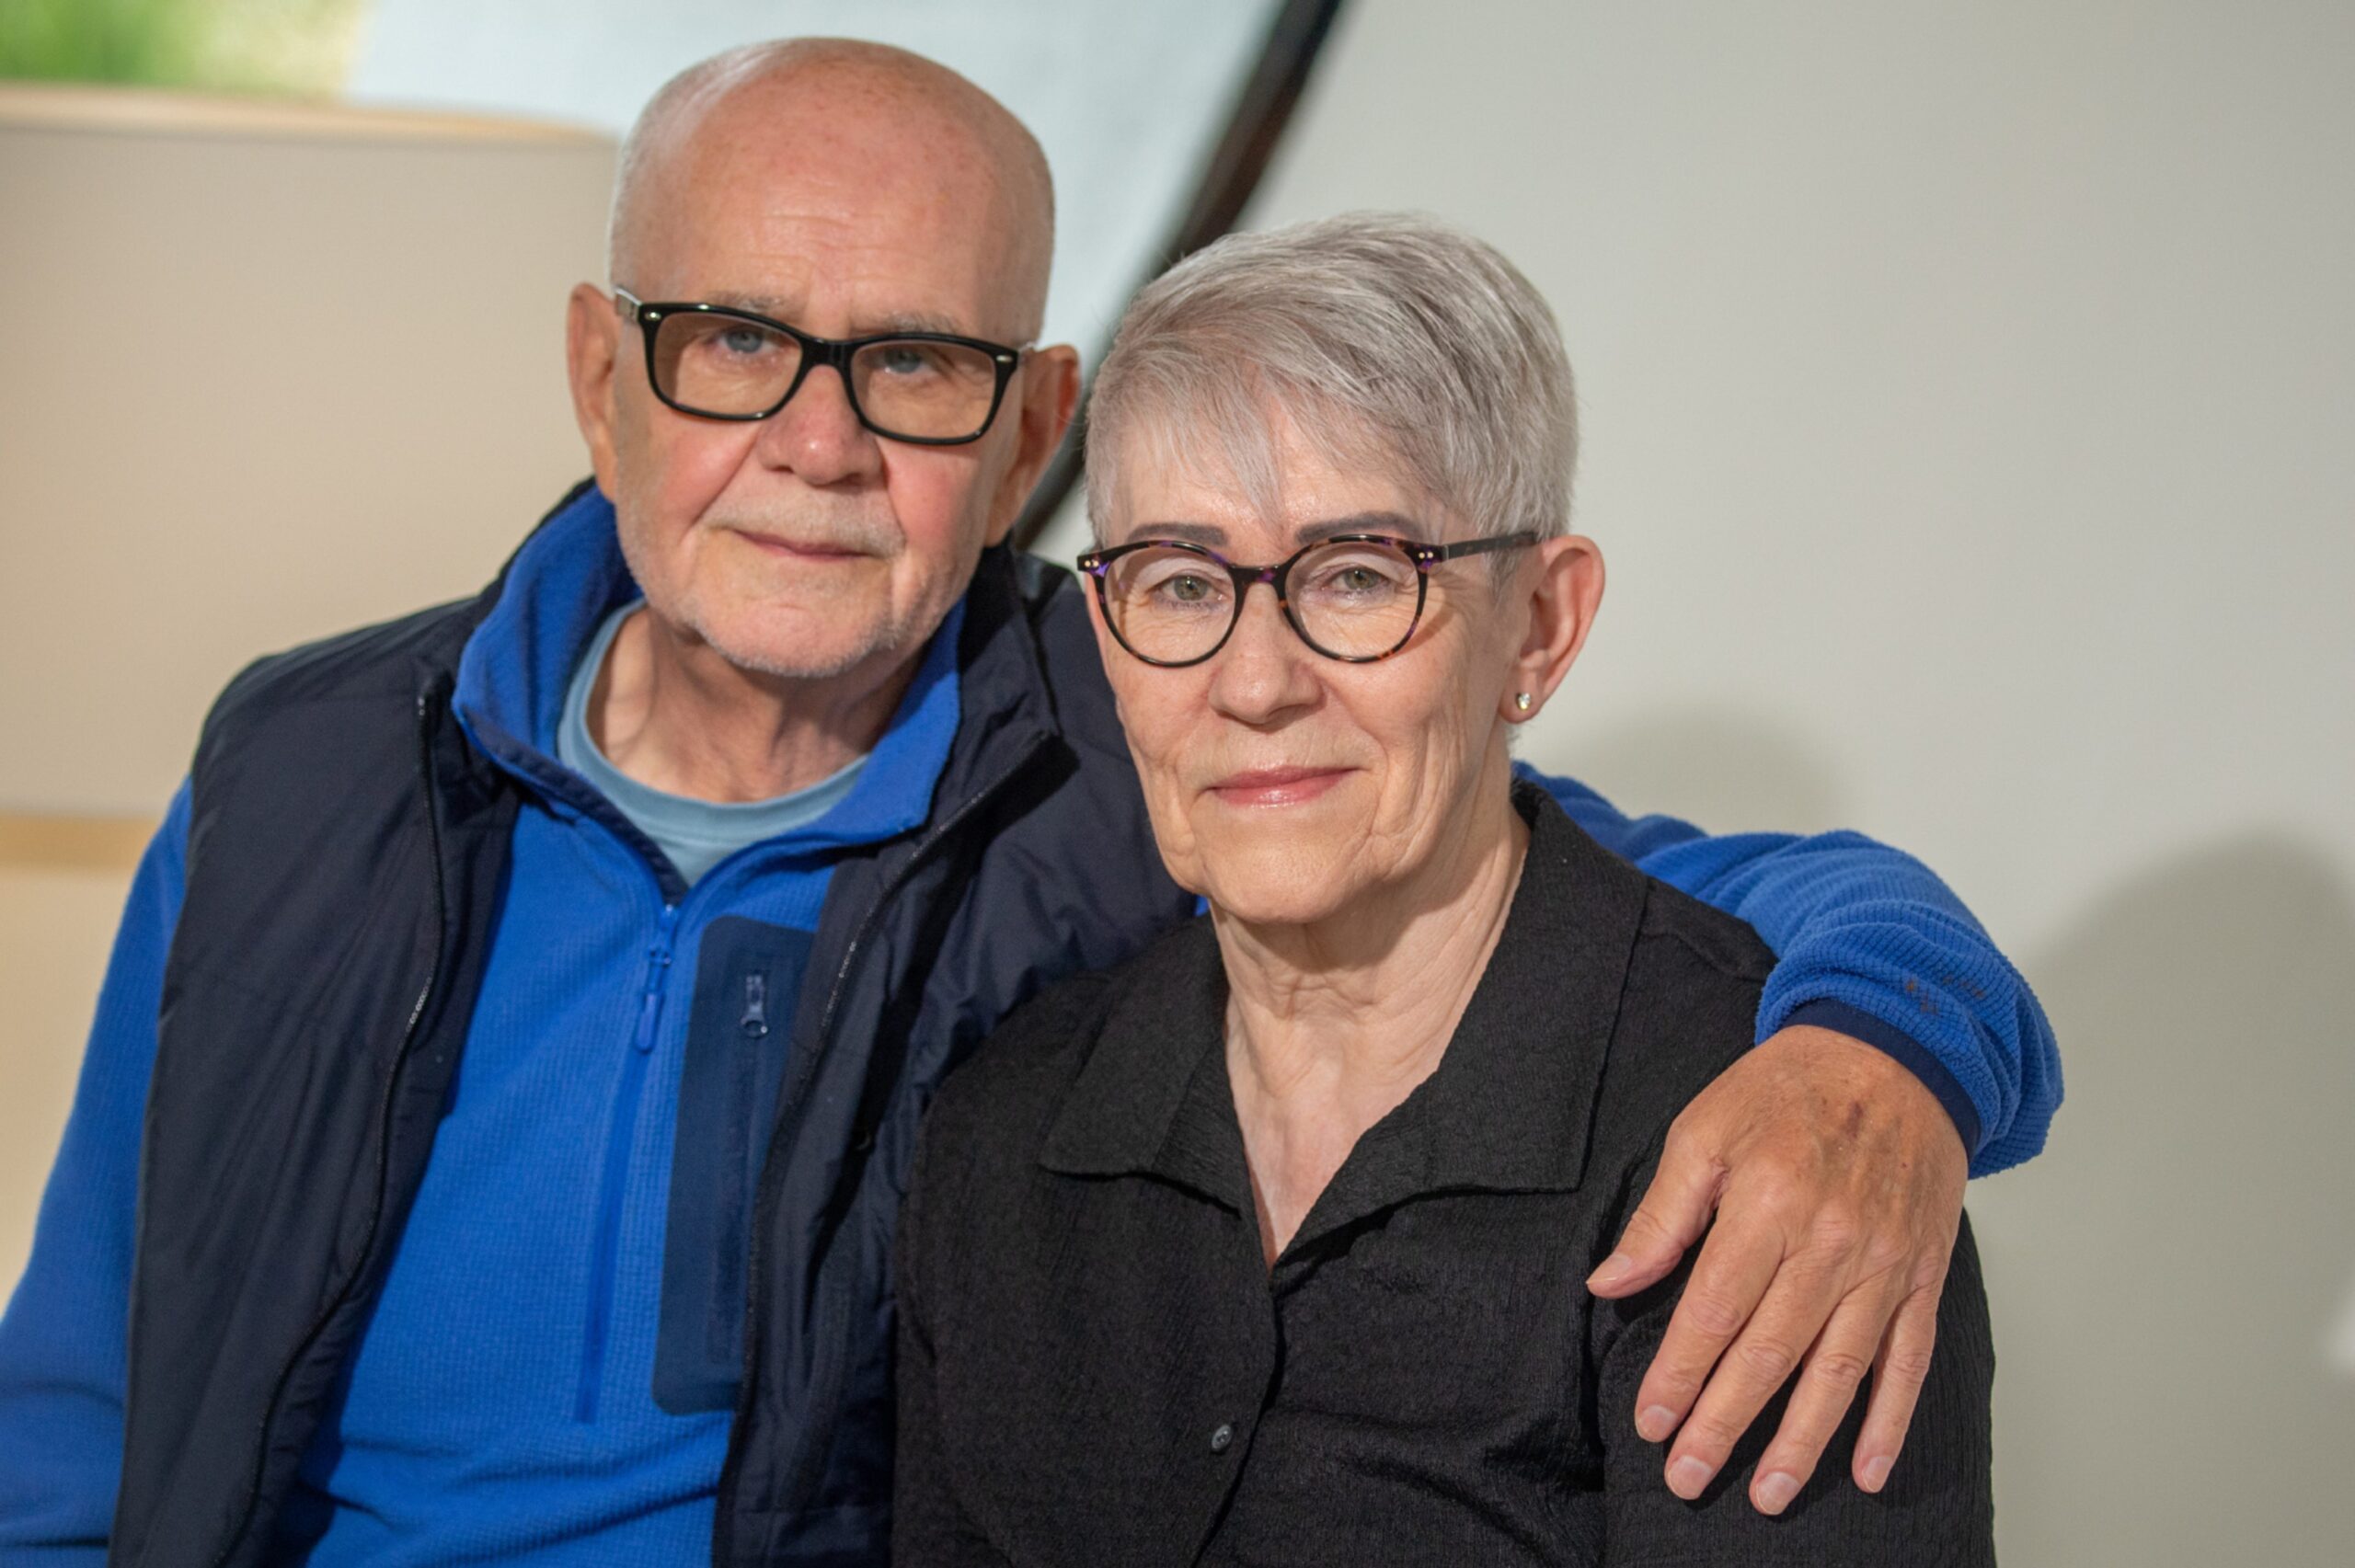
[895,790,1993,1566]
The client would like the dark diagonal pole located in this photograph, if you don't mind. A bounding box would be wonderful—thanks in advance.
[1010,0,1350,552]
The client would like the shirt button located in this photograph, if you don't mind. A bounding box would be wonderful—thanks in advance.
[1210,1423,1235,1453]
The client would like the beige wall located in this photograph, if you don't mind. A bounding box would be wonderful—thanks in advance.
[0,88,615,1295]
[0,88,615,818]
[1235,2,2355,1562]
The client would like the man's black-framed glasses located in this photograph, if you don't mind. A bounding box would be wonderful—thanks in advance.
[1076,532,1540,667]
[613,288,1028,445]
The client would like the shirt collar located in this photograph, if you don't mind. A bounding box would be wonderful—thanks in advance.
[1039,785,1655,1232]
[454,484,638,777]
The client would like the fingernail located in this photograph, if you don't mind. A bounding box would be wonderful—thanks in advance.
[1636,1404,1677,1443]
[1860,1454,1893,1492]
[1756,1471,1800,1514]
[1588,1252,1636,1289]
[1668,1455,1715,1498]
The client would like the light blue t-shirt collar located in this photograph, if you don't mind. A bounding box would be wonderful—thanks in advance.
[556,602,870,886]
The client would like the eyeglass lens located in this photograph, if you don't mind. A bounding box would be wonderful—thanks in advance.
[648,313,1005,440]
[1099,541,1426,663]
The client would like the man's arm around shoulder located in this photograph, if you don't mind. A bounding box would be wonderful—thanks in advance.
[1522,764,2046,1512]
[1525,763,2059,1172]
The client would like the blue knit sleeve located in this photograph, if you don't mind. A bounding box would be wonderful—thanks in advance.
[0,781,190,1561]
[1521,763,2060,1177]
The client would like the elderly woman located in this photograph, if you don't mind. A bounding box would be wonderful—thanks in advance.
[892,213,1994,1566]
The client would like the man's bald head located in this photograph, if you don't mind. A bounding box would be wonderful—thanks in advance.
[569,37,1085,700]
[607,39,1057,338]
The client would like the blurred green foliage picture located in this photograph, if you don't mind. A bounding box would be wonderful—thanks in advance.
[0,0,368,96]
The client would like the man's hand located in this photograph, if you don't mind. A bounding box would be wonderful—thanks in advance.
[1587,1024,1969,1514]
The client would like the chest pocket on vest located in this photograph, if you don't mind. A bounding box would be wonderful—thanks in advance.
[653,915,813,1413]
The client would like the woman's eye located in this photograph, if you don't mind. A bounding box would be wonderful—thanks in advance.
[1313,560,1405,597]
[1130,565,1225,609]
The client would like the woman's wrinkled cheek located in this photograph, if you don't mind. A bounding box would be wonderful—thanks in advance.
[1123,702,1209,894]
[1388,660,1490,870]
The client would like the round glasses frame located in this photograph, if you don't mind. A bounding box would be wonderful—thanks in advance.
[1076,531,1541,668]
[613,287,1029,446]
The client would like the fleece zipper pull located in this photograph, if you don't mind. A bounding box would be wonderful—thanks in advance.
[632,911,677,1053]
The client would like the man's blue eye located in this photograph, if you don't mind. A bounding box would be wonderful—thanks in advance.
[872,344,939,377]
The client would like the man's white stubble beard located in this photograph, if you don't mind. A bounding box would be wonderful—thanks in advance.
[683,596,921,681]
[664,553,931,682]
[616,484,975,685]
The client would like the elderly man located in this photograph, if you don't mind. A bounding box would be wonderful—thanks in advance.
[0,38,2055,1568]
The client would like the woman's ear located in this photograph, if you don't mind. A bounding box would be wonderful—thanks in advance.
[1499,534,1605,725]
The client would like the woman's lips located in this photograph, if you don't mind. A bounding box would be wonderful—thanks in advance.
[1205,766,1353,807]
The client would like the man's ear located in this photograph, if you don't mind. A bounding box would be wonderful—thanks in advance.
[566,282,624,498]
[984,343,1083,545]
[1499,534,1605,725]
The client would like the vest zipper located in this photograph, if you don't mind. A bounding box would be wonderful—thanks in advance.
[575,900,679,1423]
[712,730,1048,1561]
[740,972,769,1038]
[216,686,454,1568]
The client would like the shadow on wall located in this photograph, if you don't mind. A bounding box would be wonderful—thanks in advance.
[1549,706,1850,834]
[1963,835,2355,1565]
[1562,712,2355,1562]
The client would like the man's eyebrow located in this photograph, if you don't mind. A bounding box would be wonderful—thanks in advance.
[867,311,971,337]
[695,293,971,338]
[700,291,796,316]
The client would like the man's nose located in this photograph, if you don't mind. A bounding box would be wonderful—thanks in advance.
[750,361,883,486]
[1206,581,1320,725]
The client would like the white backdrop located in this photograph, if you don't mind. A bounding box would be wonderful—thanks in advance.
[1218,3,2355,1562]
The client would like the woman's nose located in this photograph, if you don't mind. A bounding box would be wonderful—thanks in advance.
[1207,584,1320,724]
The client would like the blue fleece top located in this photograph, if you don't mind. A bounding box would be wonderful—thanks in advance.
[0,486,2060,1563]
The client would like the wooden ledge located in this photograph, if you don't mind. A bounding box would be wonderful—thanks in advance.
[0,814,156,875]
[0,83,608,146]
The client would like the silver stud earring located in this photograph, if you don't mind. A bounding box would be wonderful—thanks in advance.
[1514,692,1534,713]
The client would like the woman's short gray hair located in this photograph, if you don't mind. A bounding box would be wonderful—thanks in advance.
[1086,212,1577,545]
